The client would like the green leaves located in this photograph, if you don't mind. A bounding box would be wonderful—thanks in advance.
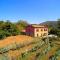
[0,20,21,39]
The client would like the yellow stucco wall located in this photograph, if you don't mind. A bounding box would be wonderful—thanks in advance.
[34,28,48,37]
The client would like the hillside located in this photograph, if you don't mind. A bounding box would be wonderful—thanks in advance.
[40,21,57,28]
[0,35,60,60]
[0,35,33,47]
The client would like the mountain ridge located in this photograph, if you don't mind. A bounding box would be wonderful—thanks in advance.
[40,21,57,27]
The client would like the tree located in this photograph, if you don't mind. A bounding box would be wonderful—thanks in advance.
[4,20,20,36]
[57,19,60,36]
[0,30,6,39]
[0,20,21,39]
[0,20,29,39]
[57,19,60,29]
[49,27,58,35]
[16,20,29,31]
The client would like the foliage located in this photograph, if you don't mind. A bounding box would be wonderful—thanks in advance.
[16,20,28,32]
[0,54,9,60]
[0,30,6,39]
[57,19,60,29]
[0,37,59,60]
[48,19,60,37]
[49,27,58,35]
[0,20,29,39]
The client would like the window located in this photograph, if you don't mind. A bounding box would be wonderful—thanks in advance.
[36,29,39,32]
[44,28,47,31]
[41,29,43,31]
[41,34,42,37]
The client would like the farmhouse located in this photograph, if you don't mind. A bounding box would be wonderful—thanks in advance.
[26,24,48,37]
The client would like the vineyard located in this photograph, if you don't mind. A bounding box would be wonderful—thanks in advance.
[0,35,60,60]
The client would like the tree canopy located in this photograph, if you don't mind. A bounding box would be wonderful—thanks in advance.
[0,20,29,40]
[48,19,60,37]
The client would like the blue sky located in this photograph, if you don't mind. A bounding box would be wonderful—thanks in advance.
[0,0,60,23]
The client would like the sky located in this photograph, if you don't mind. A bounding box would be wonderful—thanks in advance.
[0,0,60,24]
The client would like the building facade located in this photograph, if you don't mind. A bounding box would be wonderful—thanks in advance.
[26,24,48,37]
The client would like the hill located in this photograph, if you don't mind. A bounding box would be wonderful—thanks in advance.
[0,35,33,47]
[40,21,57,28]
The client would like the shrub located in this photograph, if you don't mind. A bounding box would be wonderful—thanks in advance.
[0,47,9,53]
[0,30,6,40]
[0,54,9,60]
[36,52,41,57]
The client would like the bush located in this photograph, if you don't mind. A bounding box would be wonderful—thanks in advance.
[0,30,6,40]
[49,37,59,42]
[0,54,9,60]
[0,47,9,53]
